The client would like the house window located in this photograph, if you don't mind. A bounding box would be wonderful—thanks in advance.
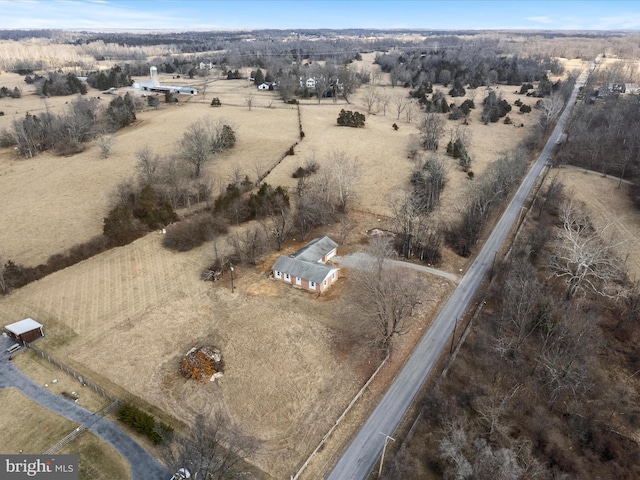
[284,273,291,282]
[275,271,281,279]
[296,276,302,286]
[323,279,328,287]
[309,281,316,290]
[331,273,336,280]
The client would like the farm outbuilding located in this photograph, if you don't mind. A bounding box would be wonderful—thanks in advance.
[4,318,44,343]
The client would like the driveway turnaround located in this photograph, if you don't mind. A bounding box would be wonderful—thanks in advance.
[0,337,169,480]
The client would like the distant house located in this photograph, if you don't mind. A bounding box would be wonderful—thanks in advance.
[257,82,270,90]
[4,318,44,344]
[300,77,316,89]
[272,236,339,293]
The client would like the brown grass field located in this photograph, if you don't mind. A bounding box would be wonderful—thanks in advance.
[0,387,130,480]
[0,387,78,453]
[0,53,606,477]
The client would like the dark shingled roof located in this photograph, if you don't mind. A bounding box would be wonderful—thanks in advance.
[272,255,338,285]
[292,236,338,262]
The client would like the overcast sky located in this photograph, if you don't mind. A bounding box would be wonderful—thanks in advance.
[1,0,639,31]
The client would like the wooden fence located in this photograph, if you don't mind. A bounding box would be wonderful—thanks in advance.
[290,354,389,480]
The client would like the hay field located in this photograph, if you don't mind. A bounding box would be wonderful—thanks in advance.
[0,227,449,476]
[551,168,640,281]
[0,77,298,266]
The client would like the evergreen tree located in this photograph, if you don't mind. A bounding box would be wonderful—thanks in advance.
[254,69,265,85]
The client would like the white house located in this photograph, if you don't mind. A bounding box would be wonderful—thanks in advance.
[300,77,316,89]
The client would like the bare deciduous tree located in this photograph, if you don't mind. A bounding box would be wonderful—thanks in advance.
[97,134,114,158]
[356,238,424,351]
[227,225,270,265]
[179,119,213,178]
[364,85,379,113]
[178,117,235,178]
[394,94,406,120]
[136,145,160,186]
[537,306,597,403]
[162,413,257,480]
[379,92,390,116]
[538,92,564,132]
[390,189,427,259]
[405,102,415,123]
[419,112,446,151]
[549,201,625,300]
[328,150,361,213]
[245,93,254,111]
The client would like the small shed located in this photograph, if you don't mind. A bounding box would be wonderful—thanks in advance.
[4,318,44,343]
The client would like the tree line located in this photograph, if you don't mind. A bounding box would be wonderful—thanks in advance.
[383,180,639,479]
[0,93,138,157]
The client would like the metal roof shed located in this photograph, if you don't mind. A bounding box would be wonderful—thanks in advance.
[4,318,44,343]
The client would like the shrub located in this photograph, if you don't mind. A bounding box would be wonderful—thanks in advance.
[337,109,366,127]
[210,97,221,106]
[424,91,450,113]
[449,79,466,97]
[162,214,227,252]
[520,104,532,113]
[519,82,534,94]
[117,403,171,445]
[147,95,160,109]
[448,106,464,120]
[106,93,136,129]
[132,185,178,230]
[1,236,110,295]
[212,124,236,151]
[0,129,14,147]
[292,162,319,178]
[103,204,144,246]
[392,123,399,130]
[37,72,86,96]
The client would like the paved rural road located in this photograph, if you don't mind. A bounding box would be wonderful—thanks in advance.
[0,337,170,480]
[326,62,595,480]
[333,252,461,283]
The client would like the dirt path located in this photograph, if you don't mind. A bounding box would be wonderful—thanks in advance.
[0,338,169,480]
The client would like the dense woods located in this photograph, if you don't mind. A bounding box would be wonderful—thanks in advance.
[384,186,640,479]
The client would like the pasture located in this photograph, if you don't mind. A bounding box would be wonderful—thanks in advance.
[0,53,558,476]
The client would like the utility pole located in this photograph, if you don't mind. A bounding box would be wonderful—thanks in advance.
[230,264,235,293]
[378,432,395,478]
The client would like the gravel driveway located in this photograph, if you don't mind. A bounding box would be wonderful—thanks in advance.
[333,252,461,283]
